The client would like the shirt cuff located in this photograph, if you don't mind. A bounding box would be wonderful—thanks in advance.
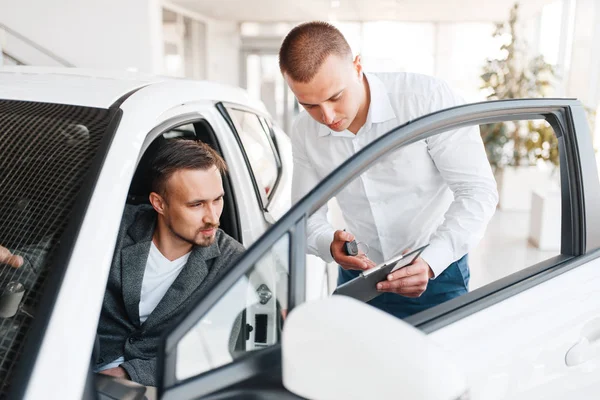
[420,241,455,279]
[316,230,335,263]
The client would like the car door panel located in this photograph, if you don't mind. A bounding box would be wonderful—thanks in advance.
[429,255,600,399]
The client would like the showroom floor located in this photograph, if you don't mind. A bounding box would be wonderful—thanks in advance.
[468,209,558,290]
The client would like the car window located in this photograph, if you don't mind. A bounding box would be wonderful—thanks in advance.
[0,100,114,395]
[174,234,289,382]
[226,108,280,207]
[306,118,562,318]
[473,119,561,288]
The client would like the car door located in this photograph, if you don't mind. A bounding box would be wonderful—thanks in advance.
[158,99,600,399]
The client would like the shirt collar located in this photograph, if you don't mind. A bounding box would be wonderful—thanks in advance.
[318,72,397,137]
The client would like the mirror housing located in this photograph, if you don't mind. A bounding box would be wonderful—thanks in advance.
[282,296,467,400]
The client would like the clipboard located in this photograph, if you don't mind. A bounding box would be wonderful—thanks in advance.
[333,244,429,303]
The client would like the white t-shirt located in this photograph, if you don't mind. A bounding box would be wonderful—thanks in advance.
[97,242,190,371]
[139,242,190,323]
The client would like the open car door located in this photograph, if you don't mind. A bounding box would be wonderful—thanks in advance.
[158,99,600,400]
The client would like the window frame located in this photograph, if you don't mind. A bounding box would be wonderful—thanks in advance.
[216,102,283,214]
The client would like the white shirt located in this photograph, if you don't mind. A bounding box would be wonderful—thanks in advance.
[97,242,191,371]
[139,242,191,323]
[291,72,498,277]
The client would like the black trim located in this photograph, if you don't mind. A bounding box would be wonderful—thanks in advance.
[289,218,306,311]
[216,103,266,211]
[82,360,100,400]
[162,344,283,400]
[198,357,303,400]
[193,119,242,242]
[7,108,123,399]
[548,109,585,255]
[406,254,574,331]
[257,115,284,211]
[199,388,303,400]
[108,85,148,110]
[410,249,600,333]
[216,102,283,215]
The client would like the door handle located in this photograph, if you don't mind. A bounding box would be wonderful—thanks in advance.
[565,317,600,366]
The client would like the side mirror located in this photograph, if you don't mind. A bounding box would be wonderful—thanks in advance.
[282,296,468,400]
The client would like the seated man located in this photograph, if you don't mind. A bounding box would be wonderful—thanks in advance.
[1,139,245,386]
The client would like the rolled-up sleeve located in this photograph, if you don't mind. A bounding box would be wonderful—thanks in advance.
[421,83,499,277]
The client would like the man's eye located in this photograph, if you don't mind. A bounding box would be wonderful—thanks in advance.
[191,203,203,207]
[303,104,314,109]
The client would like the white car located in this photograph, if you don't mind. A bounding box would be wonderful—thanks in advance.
[0,67,295,399]
[1,68,599,400]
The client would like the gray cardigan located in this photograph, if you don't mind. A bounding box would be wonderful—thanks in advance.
[95,204,245,386]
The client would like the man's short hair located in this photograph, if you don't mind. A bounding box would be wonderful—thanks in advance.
[150,139,227,197]
[279,21,352,83]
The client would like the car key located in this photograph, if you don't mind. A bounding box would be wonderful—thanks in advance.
[343,240,359,256]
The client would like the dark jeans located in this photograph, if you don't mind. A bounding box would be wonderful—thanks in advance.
[337,254,470,319]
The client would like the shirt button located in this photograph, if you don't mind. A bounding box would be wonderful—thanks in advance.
[129,337,136,344]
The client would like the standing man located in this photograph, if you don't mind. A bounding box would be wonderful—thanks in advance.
[279,22,498,319]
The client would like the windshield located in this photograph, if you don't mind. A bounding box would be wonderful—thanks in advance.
[0,99,116,395]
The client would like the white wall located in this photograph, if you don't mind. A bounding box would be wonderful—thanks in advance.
[161,1,241,86]
[205,20,240,87]
[565,0,600,109]
[0,0,163,73]
[434,22,497,102]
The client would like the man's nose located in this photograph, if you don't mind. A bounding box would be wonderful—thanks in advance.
[321,106,335,125]
[204,204,219,225]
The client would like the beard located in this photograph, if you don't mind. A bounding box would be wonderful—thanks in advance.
[194,225,219,247]
[170,223,220,248]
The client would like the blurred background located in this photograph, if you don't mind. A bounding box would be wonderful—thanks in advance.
[1,1,598,133]
[1,0,600,290]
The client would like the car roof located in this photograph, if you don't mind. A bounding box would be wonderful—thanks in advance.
[0,67,266,112]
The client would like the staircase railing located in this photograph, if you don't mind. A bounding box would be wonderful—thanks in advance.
[0,22,74,67]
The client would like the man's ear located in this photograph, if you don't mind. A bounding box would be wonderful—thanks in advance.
[353,54,363,79]
[149,192,166,215]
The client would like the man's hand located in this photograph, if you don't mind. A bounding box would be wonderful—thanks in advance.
[376,256,434,297]
[330,230,376,271]
[99,366,130,380]
[0,245,23,268]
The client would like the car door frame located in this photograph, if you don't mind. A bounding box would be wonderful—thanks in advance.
[158,98,600,399]
[216,102,285,220]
